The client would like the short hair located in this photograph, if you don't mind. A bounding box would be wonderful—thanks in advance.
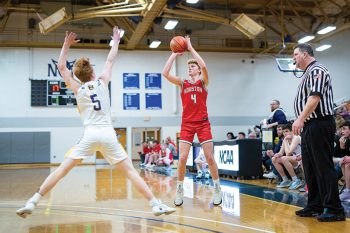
[73,57,94,83]
[341,121,350,128]
[272,99,280,105]
[238,132,246,137]
[282,123,292,131]
[227,132,234,137]
[277,124,284,129]
[294,43,314,57]
[187,58,199,67]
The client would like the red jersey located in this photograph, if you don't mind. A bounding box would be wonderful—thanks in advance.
[143,145,150,154]
[181,78,208,122]
[152,144,161,153]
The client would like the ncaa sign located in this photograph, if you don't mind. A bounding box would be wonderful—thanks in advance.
[214,145,239,171]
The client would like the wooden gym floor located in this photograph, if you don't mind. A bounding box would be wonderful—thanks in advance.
[0,165,349,233]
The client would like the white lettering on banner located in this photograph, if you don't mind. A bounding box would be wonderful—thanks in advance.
[221,185,240,215]
[214,145,239,171]
[183,177,194,198]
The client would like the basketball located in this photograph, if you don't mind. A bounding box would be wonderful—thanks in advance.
[170,36,187,53]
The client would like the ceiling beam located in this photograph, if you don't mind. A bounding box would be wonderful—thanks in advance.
[126,0,167,50]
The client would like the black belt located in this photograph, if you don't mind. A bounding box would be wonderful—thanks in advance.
[305,115,334,124]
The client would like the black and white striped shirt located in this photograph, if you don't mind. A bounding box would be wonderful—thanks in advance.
[294,60,334,120]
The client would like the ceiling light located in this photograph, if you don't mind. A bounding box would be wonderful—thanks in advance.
[149,40,161,48]
[109,30,125,46]
[164,20,178,30]
[38,7,68,34]
[230,13,265,39]
[316,44,331,51]
[317,26,336,35]
[186,0,199,3]
[298,35,315,43]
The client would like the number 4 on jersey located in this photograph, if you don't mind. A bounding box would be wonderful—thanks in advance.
[191,94,197,104]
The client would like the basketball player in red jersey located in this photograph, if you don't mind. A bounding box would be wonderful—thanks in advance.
[162,36,222,206]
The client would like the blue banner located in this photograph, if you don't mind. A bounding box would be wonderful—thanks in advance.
[145,93,162,110]
[123,73,139,89]
[145,73,161,90]
[123,93,140,110]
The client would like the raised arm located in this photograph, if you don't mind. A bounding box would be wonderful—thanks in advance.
[57,31,80,94]
[99,26,122,86]
[162,53,182,86]
[185,36,209,86]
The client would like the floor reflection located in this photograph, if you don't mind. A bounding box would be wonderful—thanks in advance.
[29,221,111,233]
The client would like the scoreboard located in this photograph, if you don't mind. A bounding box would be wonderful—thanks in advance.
[31,80,77,106]
[31,80,110,107]
[47,81,76,106]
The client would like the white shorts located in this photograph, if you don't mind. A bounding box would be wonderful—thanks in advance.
[65,126,128,165]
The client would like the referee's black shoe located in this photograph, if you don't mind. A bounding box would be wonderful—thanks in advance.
[295,207,323,217]
[316,209,346,222]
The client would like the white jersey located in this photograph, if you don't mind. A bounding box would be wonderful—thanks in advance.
[76,79,112,126]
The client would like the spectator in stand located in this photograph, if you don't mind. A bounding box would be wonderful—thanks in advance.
[262,100,288,142]
[237,132,246,139]
[157,143,174,168]
[263,124,284,177]
[336,122,350,202]
[194,147,210,179]
[165,137,177,158]
[272,124,303,190]
[226,132,236,140]
[139,141,150,165]
[145,140,161,170]
[166,136,176,148]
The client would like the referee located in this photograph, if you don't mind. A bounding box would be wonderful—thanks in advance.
[292,43,345,222]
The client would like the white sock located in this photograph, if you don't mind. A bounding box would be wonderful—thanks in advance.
[213,179,220,189]
[282,176,288,181]
[29,192,42,204]
[177,181,183,189]
[149,198,159,207]
[291,176,297,181]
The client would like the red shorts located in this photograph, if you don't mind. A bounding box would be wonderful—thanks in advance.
[180,120,213,145]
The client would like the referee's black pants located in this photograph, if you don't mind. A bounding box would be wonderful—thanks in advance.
[301,117,343,213]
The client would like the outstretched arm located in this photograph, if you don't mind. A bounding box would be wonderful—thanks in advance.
[99,26,122,86]
[162,52,182,86]
[57,31,80,94]
[185,36,209,86]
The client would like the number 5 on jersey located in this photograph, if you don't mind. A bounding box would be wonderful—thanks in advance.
[90,94,101,111]
[191,94,197,104]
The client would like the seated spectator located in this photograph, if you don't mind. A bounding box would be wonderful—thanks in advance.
[248,131,257,139]
[226,132,236,140]
[272,123,303,190]
[139,141,150,165]
[140,141,152,167]
[237,132,246,139]
[336,122,350,202]
[194,148,210,179]
[156,143,174,168]
[145,140,161,169]
[339,156,350,202]
[263,124,284,177]
[165,137,177,158]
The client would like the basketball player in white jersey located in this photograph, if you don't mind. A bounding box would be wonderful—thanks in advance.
[16,27,175,218]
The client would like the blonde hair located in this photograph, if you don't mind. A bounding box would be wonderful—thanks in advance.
[187,59,199,67]
[73,57,93,83]
[187,59,201,74]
